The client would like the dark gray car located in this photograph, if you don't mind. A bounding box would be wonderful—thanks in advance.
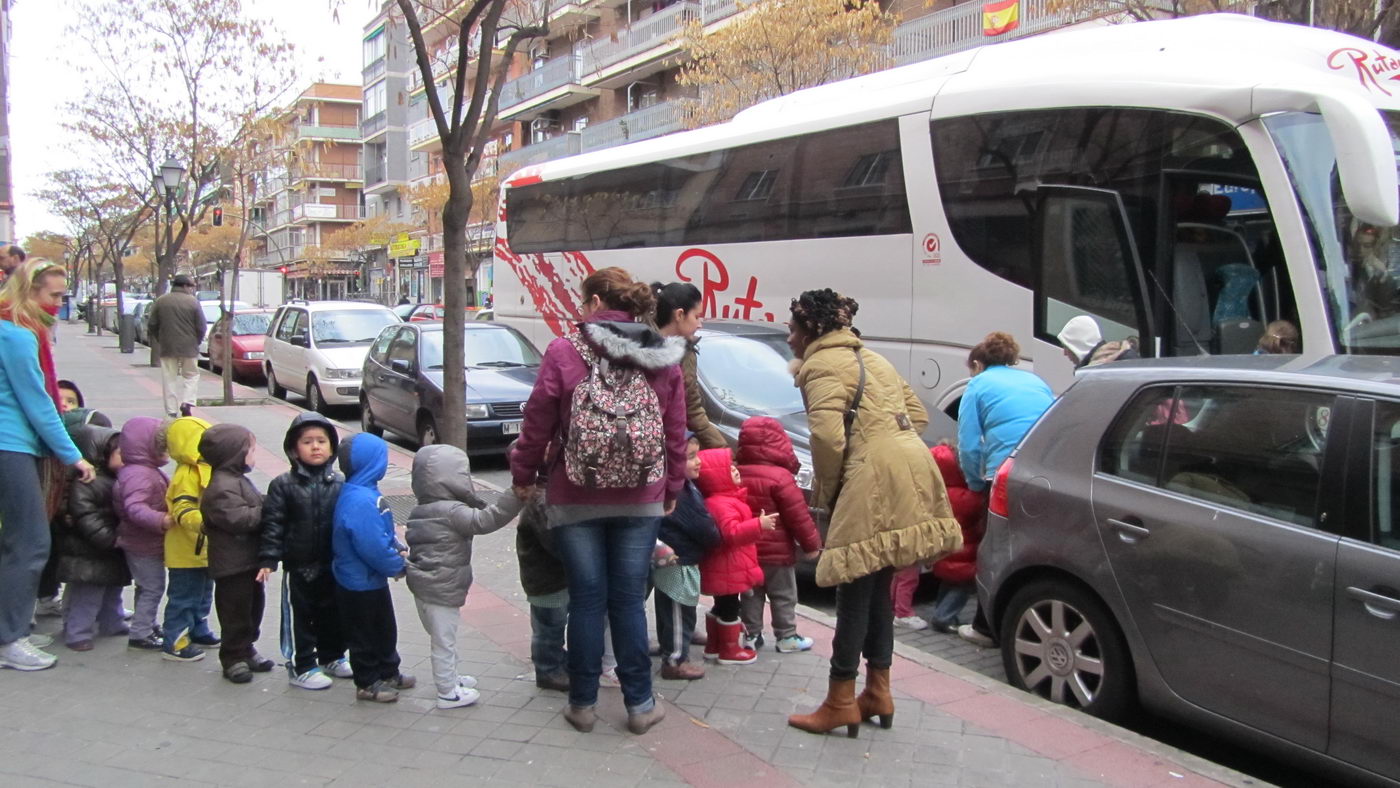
[977,354,1400,785]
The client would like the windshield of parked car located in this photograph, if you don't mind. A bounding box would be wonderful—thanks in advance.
[421,328,542,369]
[697,334,804,416]
[231,313,272,335]
[1266,109,1400,353]
[312,310,398,344]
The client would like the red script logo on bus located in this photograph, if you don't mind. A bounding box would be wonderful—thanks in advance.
[675,248,775,322]
[1328,47,1400,96]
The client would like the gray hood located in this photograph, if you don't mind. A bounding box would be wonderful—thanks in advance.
[580,321,686,371]
[410,444,485,508]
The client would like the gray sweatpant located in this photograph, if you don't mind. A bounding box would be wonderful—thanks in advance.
[740,563,799,640]
[415,598,465,698]
[125,554,166,640]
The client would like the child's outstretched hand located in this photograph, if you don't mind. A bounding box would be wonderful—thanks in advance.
[759,510,778,531]
[162,514,176,532]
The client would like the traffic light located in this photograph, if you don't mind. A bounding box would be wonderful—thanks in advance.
[212,207,223,227]
[277,265,288,275]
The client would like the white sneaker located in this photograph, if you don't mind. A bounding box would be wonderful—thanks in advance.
[26,633,54,648]
[457,674,478,690]
[775,635,814,653]
[35,597,62,617]
[599,668,621,688]
[894,616,930,631]
[289,667,334,690]
[957,624,995,648]
[437,686,480,709]
[0,638,57,671]
[324,657,354,679]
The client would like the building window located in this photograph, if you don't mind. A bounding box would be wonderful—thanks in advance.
[734,170,777,202]
[363,30,386,67]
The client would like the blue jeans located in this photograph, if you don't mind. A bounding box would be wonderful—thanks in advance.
[163,567,215,648]
[530,604,568,678]
[0,452,46,645]
[553,516,660,713]
[931,582,972,628]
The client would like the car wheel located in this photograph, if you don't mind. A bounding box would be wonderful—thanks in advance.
[999,580,1134,722]
[267,366,286,399]
[360,396,384,437]
[307,375,328,414]
[417,414,438,448]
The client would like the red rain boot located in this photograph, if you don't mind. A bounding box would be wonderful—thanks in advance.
[715,618,757,665]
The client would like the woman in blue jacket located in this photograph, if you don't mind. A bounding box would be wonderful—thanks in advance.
[0,263,95,672]
[954,332,1053,647]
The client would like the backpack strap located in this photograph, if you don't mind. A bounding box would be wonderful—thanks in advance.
[826,347,866,509]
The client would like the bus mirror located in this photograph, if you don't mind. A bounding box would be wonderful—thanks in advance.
[1255,86,1399,227]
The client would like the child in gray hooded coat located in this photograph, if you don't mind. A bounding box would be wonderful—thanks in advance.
[405,444,523,709]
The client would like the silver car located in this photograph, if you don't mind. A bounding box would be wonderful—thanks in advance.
[978,355,1400,785]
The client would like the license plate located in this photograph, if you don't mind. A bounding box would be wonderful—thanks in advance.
[502,421,522,435]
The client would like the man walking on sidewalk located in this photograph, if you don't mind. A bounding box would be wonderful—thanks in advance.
[147,275,206,418]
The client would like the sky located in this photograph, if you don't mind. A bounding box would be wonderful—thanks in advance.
[9,0,376,240]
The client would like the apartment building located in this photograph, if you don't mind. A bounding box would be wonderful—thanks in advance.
[0,0,14,245]
[362,5,418,302]
[251,83,365,300]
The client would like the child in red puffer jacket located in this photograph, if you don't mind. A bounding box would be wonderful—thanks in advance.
[735,416,822,654]
[694,448,776,666]
[928,443,987,633]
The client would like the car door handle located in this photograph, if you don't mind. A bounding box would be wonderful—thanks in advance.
[1107,517,1151,544]
[1346,586,1400,621]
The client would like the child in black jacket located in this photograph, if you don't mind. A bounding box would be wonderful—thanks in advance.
[654,436,721,680]
[257,413,347,690]
[57,424,130,651]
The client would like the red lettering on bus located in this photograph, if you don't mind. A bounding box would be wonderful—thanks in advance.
[675,248,730,317]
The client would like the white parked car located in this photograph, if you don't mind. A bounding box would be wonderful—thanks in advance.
[263,300,399,412]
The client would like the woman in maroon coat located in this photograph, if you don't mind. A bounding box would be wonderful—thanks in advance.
[735,416,822,653]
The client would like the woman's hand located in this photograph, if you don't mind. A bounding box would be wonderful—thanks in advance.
[512,485,534,501]
[664,498,677,516]
[72,459,96,484]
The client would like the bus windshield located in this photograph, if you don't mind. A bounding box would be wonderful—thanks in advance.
[1267,110,1400,354]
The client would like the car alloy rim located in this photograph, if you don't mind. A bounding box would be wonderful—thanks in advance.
[309,382,321,410]
[1011,599,1104,708]
[362,402,374,431]
[421,422,436,445]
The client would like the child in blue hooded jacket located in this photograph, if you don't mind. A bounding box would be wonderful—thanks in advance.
[331,434,415,702]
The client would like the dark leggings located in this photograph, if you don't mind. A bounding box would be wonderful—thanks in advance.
[711,594,742,621]
[829,566,895,681]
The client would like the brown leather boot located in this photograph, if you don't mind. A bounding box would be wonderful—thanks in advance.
[856,665,895,729]
[788,678,862,738]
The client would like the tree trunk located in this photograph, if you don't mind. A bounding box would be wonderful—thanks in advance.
[439,149,474,451]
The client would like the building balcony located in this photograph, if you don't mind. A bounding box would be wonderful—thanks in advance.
[498,132,581,176]
[466,221,495,254]
[363,56,387,84]
[297,122,362,141]
[580,1,698,87]
[497,53,598,120]
[293,162,364,182]
[362,110,389,140]
[409,115,442,152]
[546,0,601,32]
[580,98,695,152]
[291,203,366,222]
[892,0,1097,66]
[701,0,740,25]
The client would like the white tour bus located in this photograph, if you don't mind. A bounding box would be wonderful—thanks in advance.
[493,13,1400,416]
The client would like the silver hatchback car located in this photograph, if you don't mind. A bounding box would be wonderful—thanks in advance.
[978,355,1400,785]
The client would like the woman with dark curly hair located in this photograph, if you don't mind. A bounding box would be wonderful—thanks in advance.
[952,331,1053,647]
[785,289,961,737]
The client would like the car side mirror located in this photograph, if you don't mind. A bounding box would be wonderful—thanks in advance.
[289,333,309,348]
[390,358,413,375]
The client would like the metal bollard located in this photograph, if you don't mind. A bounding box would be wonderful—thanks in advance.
[119,313,135,353]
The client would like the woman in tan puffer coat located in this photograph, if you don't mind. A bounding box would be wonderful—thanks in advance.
[785,289,961,738]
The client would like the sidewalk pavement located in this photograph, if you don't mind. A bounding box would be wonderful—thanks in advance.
[0,324,1265,787]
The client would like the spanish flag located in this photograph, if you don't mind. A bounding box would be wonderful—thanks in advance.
[983,0,1020,36]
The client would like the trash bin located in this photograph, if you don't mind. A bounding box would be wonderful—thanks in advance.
[60,295,72,321]
[118,313,135,354]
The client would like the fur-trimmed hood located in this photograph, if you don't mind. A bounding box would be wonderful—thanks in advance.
[578,312,685,371]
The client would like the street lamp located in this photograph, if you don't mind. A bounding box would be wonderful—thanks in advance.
[160,157,186,192]
[149,155,187,366]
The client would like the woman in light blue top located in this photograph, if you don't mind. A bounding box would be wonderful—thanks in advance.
[957,332,1055,492]
[952,332,1053,648]
[0,261,95,672]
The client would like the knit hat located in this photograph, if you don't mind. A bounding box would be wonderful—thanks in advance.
[1057,316,1102,362]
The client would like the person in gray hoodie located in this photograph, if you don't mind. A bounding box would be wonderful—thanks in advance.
[405,444,523,710]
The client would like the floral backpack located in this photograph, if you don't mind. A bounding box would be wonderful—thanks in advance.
[563,334,666,488]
